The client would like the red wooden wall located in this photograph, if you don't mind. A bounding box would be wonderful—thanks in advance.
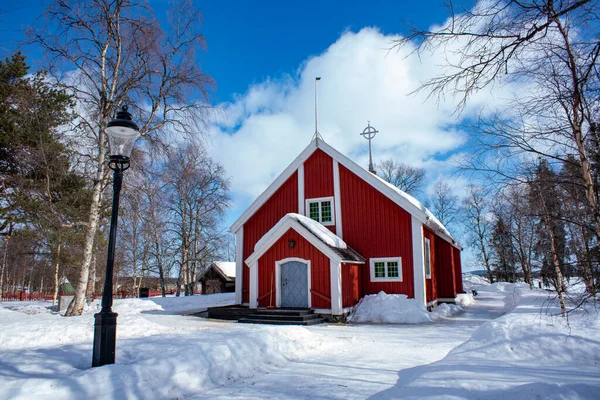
[304,149,336,234]
[256,227,331,309]
[453,247,464,294]
[339,165,414,298]
[243,172,298,303]
[435,238,456,299]
[423,227,438,303]
[341,263,361,308]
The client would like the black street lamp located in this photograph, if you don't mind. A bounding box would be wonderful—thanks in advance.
[92,105,139,368]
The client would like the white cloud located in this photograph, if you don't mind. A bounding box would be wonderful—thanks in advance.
[207,27,515,223]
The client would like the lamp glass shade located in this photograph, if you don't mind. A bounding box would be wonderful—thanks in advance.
[106,125,139,158]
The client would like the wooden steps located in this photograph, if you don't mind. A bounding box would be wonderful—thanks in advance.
[239,308,325,326]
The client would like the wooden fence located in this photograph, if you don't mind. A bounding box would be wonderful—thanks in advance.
[1,289,181,302]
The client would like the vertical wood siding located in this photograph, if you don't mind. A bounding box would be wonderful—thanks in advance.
[341,263,361,308]
[257,228,331,309]
[242,172,298,303]
[435,237,456,299]
[303,149,336,234]
[423,227,438,303]
[453,247,464,294]
[339,165,414,298]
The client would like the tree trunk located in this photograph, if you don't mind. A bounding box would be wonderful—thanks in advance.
[0,236,9,301]
[579,225,596,296]
[544,214,567,316]
[66,146,106,316]
[52,240,62,306]
[87,252,97,302]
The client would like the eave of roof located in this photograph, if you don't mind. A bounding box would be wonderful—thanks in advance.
[230,138,461,250]
[245,214,365,267]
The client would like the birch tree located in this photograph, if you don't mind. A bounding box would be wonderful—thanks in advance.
[428,180,459,229]
[376,159,426,195]
[163,143,229,296]
[32,0,214,315]
[462,185,495,282]
[395,0,600,249]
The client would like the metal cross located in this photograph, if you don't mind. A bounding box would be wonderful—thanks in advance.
[360,121,378,173]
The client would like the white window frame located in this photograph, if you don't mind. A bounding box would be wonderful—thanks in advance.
[424,237,431,279]
[370,257,402,282]
[305,196,335,226]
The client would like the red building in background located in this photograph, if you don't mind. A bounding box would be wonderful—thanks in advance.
[230,139,463,316]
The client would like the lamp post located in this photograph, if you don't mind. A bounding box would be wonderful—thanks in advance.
[92,105,139,368]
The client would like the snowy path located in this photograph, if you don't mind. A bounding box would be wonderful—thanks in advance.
[198,291,507,399]
[2,284,597,399]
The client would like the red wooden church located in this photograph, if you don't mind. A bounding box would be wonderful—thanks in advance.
[230,138,463,316]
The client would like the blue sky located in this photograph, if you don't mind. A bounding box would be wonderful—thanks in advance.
[2,1,492,268]
[2,0,473,103]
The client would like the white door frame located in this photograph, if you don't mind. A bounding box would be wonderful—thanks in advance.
[276,257,312,308]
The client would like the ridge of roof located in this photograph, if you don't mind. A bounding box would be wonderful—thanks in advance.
[230,139,460,249]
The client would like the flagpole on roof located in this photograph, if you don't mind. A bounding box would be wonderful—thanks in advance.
[312,77,324,142]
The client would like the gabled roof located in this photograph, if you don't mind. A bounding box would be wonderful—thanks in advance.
[200,261,236,281]
[245,213,365,267]
[231,138,460,249]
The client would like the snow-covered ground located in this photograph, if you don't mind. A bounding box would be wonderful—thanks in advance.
[1,280,598,399]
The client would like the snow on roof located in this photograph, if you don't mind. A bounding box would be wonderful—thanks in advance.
[371,173,454,239]
[290,213,347,249]
[254,213,347,252]
[231,138,458,247]
[213,261,236,279]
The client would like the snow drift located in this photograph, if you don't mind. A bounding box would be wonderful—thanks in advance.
[0,294,342,399]
[348,291,464,324]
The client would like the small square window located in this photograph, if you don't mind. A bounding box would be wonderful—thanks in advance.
[370,257,402,282]
[305,197,335,226]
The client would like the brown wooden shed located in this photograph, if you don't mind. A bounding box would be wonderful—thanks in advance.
[198,262,236,294]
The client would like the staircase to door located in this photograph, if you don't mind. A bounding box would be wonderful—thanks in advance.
[238,309,324,325]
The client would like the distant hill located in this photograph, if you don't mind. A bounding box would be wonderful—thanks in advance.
[463,270,489,276]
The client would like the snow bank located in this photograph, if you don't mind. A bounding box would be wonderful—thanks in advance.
[430,302,462,320]
[349,291,469,324]
[0,294,235,352]
[0,294,340,399]
[349,291,432,323]
[379,285,600,399]
[456,292,475,307]
[462,273,490,290]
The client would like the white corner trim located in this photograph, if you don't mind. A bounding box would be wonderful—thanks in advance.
[369,257,403,282]
[230,141,317,233]
[333,160,343,239]
[249,261,258,308]
[229,138,460,249]
[245,216,343,267]
[424,237,432,279]
[412,217,426,304]
[298,163,305,215]
[305,196,335,226]
[276,257,311,308]
[235,227,244,304]
[330,260,342,315]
